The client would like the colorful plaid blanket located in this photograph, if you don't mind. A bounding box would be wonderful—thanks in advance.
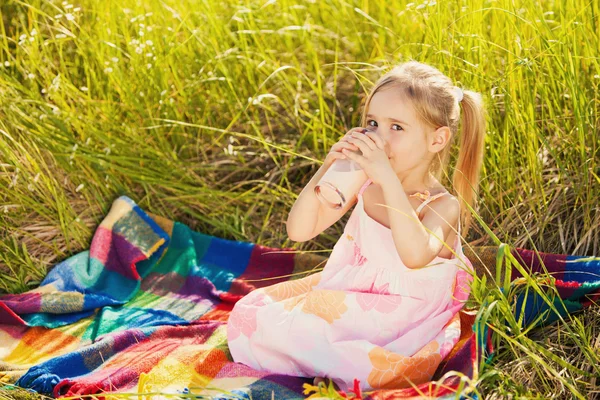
[1,195,598,399]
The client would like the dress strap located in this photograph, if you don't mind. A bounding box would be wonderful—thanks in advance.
[412,191,449,215]
[358,178,372,196]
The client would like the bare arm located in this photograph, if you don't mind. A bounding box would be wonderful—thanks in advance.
[286,160,333,242]
[380,175,459,269]
[286,127,366,242]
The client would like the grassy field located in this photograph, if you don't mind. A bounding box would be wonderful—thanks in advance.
[1,0,599,398]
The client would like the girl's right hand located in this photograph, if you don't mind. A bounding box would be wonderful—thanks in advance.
[324,127,367,165]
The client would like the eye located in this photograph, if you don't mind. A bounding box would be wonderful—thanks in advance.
[392,124,404,131]
[366,119,377,127]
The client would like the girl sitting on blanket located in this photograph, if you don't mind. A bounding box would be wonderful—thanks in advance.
[226,60,486,393]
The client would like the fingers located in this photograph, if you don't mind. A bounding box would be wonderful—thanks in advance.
[348,133,376,152]
[330,151,346,160]
[337,133,359,149]
[332,127,372,156]
[341,147,365,164]
[364,132,385,150]
[333,141,358,153]
[344,127,368,138]
[329,141,359,162]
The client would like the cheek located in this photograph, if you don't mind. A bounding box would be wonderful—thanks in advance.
[388,138,424,162]
[388,138,406,156]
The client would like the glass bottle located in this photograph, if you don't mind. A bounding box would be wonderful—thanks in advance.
[314,128,375,209]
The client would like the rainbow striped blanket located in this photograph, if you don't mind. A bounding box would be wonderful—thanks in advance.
[1,196,598,399]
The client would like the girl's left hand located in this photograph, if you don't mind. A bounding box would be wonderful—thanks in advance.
[342,129,397,186]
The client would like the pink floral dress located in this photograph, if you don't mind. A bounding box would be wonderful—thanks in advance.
[227,178,474,392]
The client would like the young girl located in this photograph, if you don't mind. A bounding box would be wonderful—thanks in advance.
[226,60,486,393]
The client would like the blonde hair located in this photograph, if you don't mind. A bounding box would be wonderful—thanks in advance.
[360,60,486,238]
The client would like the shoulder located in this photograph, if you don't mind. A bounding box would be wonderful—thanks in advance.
[421,192,460,226]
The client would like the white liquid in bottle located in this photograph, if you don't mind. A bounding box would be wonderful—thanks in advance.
[314,158,367,209]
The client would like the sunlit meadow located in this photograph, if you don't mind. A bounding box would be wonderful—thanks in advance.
[1,0,599,398]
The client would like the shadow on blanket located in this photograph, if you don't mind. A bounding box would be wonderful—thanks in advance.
[1,196,598,399]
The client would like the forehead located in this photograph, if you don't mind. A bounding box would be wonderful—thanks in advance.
[367,88,417,123]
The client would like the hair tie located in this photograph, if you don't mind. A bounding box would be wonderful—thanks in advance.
[453,86,464,103]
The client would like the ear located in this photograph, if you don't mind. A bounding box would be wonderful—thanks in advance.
[429,126,451,152]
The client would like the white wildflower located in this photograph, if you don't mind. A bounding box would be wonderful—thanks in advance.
[50,74,61,92]
[9,173,18,189]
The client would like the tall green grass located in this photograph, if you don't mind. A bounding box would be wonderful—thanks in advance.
[1,0,599,398]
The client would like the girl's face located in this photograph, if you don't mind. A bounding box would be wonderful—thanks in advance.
[365,88,434,174]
